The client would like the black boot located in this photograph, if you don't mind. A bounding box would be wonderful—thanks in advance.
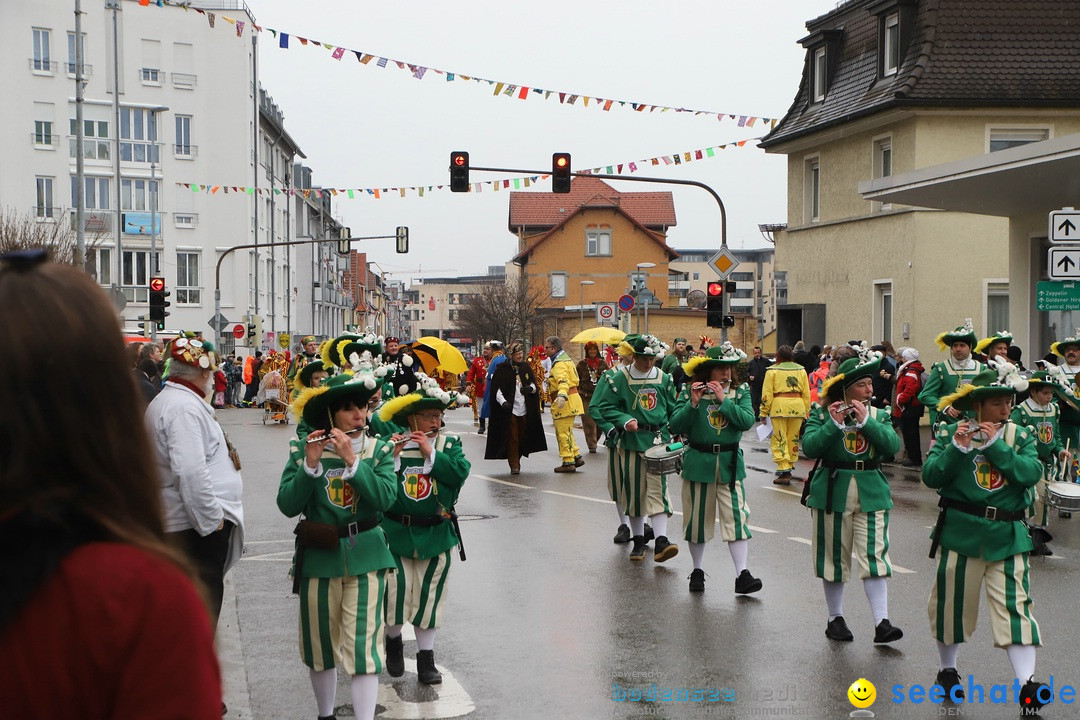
[385,634,404,677]
[478,419,486,435]
[416,649,442,685]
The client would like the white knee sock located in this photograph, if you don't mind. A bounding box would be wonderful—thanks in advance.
[862,576,889,625]
[823,579,845,620]
[385,624,402,639]
[413,626,436,652]
[688,542,705,570]
[629,516,645,537]
[349,674,380,720]
[727,540,749,575]
[649,512,668,538]
[937,640,960,670]
[615,503,628,525]
[309,667,337,718]
[1006,644,1037,682]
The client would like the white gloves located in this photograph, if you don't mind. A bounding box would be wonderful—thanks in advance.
[554,395,567,410]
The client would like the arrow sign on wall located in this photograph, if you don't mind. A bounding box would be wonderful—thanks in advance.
[1048,247,1080,280]
[1050,208,1080,243]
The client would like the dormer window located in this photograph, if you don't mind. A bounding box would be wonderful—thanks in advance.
[882,13,899,75]
[812,47,828,102]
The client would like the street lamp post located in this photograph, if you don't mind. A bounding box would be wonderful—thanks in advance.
[579,280,595,333]
[636,262,656,335]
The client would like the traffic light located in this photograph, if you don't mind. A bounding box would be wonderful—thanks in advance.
[251,314,263,347]
[149,277,170,330]
[552,153,572,193]
[396,226,409,254]
[725,281,737,294]
[137,314,147,332]
[449,151,470,192]
[722,315,736,327]
[706,282,724,328]
[337,226,352,256]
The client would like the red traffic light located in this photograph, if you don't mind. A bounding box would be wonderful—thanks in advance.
[555,156,568,168]
[452,153,468,167]
[707,282,723,296]
[149,277,165,292]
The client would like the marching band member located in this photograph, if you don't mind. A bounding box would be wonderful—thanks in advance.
[589,342,637,544]
[576,341,610,454]
[975,331,1012,365]
[919,319,985,426]
[1048,330,1080,452]
[590,334,678,562]
[670,342,761,594]
[1010,371,1073,556]
[377,367,471,686]
[922,361,1050,715]
[803,349,902,644]
[279,357,397,720]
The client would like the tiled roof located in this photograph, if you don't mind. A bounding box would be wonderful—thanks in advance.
[508,176,676,231]
[760,0,1080,148]
[512,203,679,265]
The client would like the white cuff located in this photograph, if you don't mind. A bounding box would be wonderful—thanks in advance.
[341,454,361,479]
[303,461,323,476]
[951,439,974,454]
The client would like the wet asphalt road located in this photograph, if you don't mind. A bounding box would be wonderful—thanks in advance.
[217,407,1080,720]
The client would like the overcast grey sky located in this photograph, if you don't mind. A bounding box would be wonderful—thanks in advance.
[242,0,840,283]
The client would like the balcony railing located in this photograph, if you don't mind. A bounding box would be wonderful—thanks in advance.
[70,209,113,233]
[65,62,93,77]
[31,132,59,148]
[174,144,198,158]
[140,67,163,84]
[172,72,197,89]
[34,206,62,221]
[119,141,162,164]
[29,58,58,73]
[68,136,112,161]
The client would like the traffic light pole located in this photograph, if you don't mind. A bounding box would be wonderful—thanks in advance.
[213,234,398,346]
[468,164,730,340]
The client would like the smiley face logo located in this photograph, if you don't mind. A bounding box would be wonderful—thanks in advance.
[848,678,876,709]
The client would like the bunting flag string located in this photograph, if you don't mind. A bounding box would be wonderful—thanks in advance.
[144,0,780,128]
[175,136,765,198]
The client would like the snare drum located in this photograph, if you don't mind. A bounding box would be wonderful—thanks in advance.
[1044,481,1080,512]
[643,443,686,476]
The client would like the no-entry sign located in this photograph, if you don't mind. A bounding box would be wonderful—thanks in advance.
[232,323,246,339]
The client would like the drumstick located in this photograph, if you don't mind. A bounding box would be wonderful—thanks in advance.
[1064,439,1072,483]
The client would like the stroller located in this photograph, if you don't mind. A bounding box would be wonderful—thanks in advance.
[257,370,290,425]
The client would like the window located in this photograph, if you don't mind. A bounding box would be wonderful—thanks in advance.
[805,158,820,222]
[692,272,699,280]
[882,13,899,76]
[176,252,201,305]
[90,248,111,285]
[140,39,161,85]
[989,128,1050,152]
[812,47,827,102]
[66,31,86,75]
[586,229,612,256]
[119,108,160,163]
[873,137,893,211]
[71,176,110,210]
[121,179,158,211]
[121,250,161,302]
[35,177,55,219]
[174,213,198,228]
[69,119,110,160]
[175,115,193,156]
[874,281,893,342]
[32,28,52,72]
[986,282,1009,333]
[34,120,54,147]
[550,272,567,298]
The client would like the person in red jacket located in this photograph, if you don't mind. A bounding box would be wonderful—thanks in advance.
[212,368,227,409]
[892,347,926,467]
[465,343,492,432]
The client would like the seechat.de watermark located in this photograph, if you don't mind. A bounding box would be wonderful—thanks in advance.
[891,675,1076,708]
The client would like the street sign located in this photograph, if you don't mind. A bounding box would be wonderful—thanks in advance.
[232,323,246,339]
[278,333,291,350]
[1036,281,1080,311]
[708,247,739,279]
[1049,208,1080,243]
[1048,247,1080,280]
[209,312,229,333]
[596,302,617,324]
[618,294,635,312]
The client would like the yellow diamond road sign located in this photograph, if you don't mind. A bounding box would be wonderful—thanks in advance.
[708,248,739,279]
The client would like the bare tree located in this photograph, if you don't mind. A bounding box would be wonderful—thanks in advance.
[455,275,548,346]
[0,207,99,267]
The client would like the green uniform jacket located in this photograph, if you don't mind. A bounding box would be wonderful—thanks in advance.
[660,353,687,376]
[922,421,1041,561]
[1010,399,1064,462]
[277,436,398,577]
[587,366,620,448]
[590,366,677,452]
[368,413,406,439]
[382,432,471,560]
[669,382,755,484]
[918,359,985,422]
[803,405,900,513]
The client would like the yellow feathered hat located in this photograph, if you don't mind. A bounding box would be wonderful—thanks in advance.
[974,331,1012,356]
[937,359,1028,412]
[934,318,977,352]
[1050,328,1080,358]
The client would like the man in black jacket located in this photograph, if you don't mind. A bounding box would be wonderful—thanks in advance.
[747,346,770,422]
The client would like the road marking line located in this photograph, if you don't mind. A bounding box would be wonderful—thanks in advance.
[471,473,534,489]
[765,486,802,498]
[789,537,812,545]
[542,489,613,504]
[377,658,475,719]
[747,525,778,534]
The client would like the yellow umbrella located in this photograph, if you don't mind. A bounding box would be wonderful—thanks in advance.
[570,327,626,344]
[409,336,468,375]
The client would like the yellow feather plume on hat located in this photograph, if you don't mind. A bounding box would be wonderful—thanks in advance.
[820,372,846,400]
[934,331,951,352]
[616,341,635,358]
[319,340,335,369]
[377,392,422,423]
[291,384,328,424]
[335,339,354,372]
[681,356,708,377]
[937,384,978,412]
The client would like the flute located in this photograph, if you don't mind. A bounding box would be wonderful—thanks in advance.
[956,420,1005,438]
[392,430,438,446]
[305,427,365,444]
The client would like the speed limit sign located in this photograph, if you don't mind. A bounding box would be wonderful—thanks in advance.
[596,302,617,324]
